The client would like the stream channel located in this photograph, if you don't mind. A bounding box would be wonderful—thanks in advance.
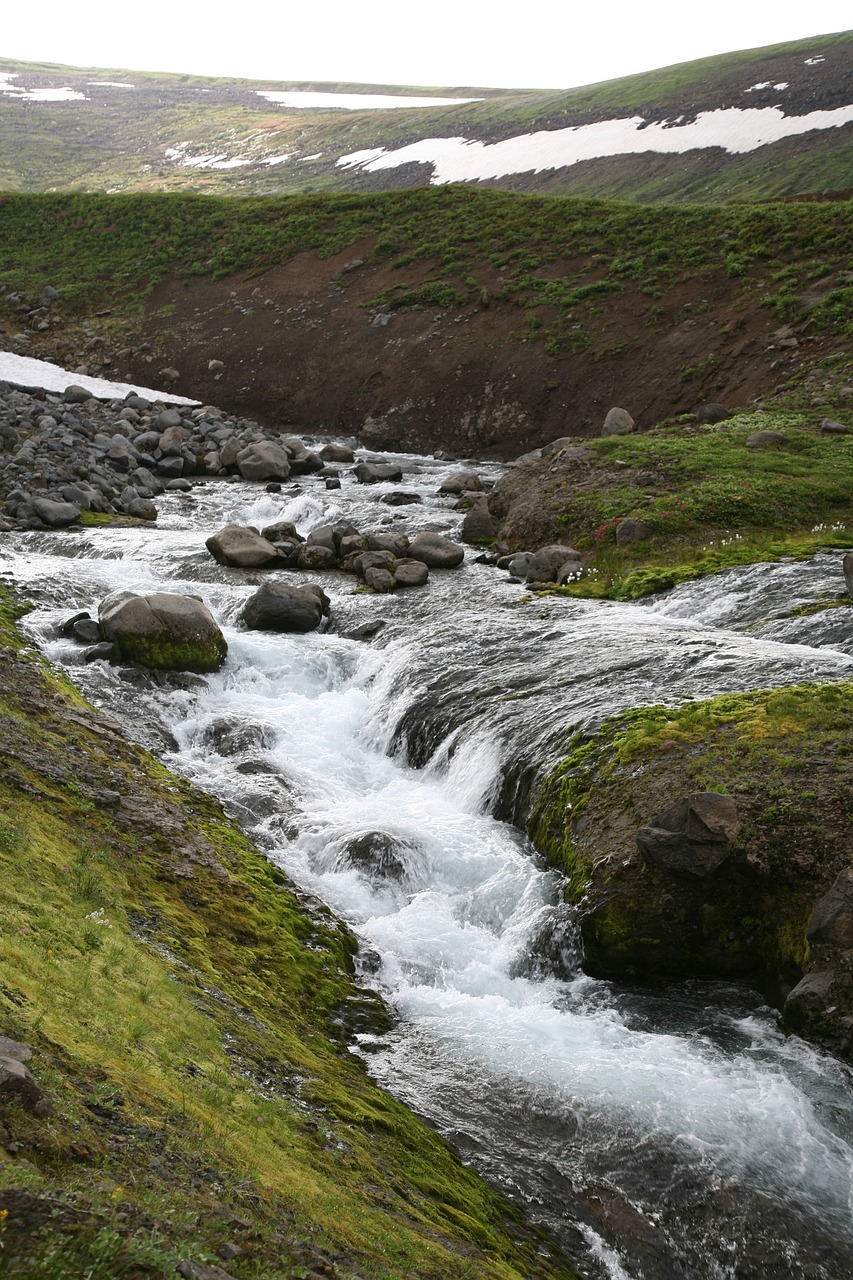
[4,447,853,1280]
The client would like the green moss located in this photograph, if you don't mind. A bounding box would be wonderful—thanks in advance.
[111,628,228,674]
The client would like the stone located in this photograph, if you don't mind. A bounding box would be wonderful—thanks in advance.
[367,532,409,557]
[325,477,342,490]
[615,517,652,545]
[84,642,115,663]
[125,497,158,520]
[156,456,184,478]
[407,533,465,569]
[525,544,581,583]
[439,471,482,495]
[206,525,282,569]
[158,424,184,456]
[461,500,498,542]
[98,591,227,673]
[72,618,102,644]
[807,868,853,948]
[380,491,422,506]
[320,442,355,463]
[637,792,741,878]
[156,408,182,430]
[353,550,396,576]
[820,417,851,434]
[746,431,786,448]
[340,831,414,880]
[262,520,301,543]
[33,498,80,528]
[296,544,337,571]
[602,407,635,436]
[392,558,429,587]
[504,552,533,577]
[784,970,837,1032]
[354,461,403,484]
[159,367,181,382]
[364,566,397,592]
[236,441,292,482]
[63,384,93,404]
[0,1055,43,1110]
[207,359,225,372]
[0,1036,32,1063]
[177,1262,237,1280]
[242,582,326,633]
[695,403,730,424]
[844,552,853,599]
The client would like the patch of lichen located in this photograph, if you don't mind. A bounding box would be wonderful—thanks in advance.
[0,583,576,1280]
[528,681,853,996]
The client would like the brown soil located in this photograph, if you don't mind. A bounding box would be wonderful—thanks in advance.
[53,236,840,460]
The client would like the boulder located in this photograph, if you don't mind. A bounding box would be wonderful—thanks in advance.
[261,520,302,544]
[206,525,282,569]
[320,442,355,463]
[353,550,396,576]
[392,559,429,587]
[236,441,291,482]
[438,471,482,495]
[820,418,851,435]
[367,532,409,557]
[32,498,80,528]
[695,403,730,424]
[98,591,227,673]
[844,552,853,599]
[504,552,533,578]
[525,544,581,583]
[615,518,652,545]
[807,868,853,948]
[745,431,786,448]
[296,544,338,571]
[602,407,635,436]
[242,582,327,633]
[0,1055,43,1111]
[637,792,741,878]
[380,491,422,506]
[364,566,397,593]
[158,424,184,456]
[63,384,93,404]
[354,462,403,484]
[339,831,414,881]
[461,500,498,543]
[407,533,465,569]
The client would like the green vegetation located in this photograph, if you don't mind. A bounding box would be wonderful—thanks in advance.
[1,188,852,325]
[528,409,853,598]
[0,586,574,1280]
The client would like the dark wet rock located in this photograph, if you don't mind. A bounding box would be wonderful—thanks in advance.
[844,552,853,598]
[392,559,430,587]
[83,641,116,663]
[201,717,277,756]
[296,543,338,571]
[339,831,415,881]
[325,477,342,490]
[602,407,635,436]
[156,456,184,478]
[206,524,282,568]
[345,620,387,641]
[353,550,396,576]
[72,618,102,644]
[261,520,302,544]
[242,582,327,633]
[380,491,422,506]
[462,499,498,543]
[637,793,741,878]
[407,533,465,568]
[513,905,583,982]
[784,971,840,1032]
[354,461,404,484]
[98,591,227,673]
[364,566,397,592]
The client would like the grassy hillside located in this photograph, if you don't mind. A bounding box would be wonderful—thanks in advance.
[0,588,576,1279]
[0,30,851,201]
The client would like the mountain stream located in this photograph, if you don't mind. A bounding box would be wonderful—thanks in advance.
[4,450,853,1279]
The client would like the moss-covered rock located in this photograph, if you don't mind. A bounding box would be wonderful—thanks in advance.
[528,682,853,1058]
[98,590,228,673]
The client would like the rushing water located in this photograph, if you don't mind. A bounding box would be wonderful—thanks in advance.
[4,451,853,1279]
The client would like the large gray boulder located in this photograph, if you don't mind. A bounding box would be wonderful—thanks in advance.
[242,582,328,633]
[602,407,635,436]
[98,591,227,673]
[354,461,404,484]
[807,868,853,948]
[439,471,482,495]
[407,533,465,569]
[236,441,292,482]
[33,497,80,528]
[637,792,741,878]
[320,442,355,463]
[206,525,283,568]
[392,559,429,587]
[525,544,581,583]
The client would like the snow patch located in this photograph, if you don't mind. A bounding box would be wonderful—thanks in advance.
[0,352,199,406]
[337,103,853,184]
[805,56,826,65]
[88,81,136,89]
[261,153,293,166]
[165,143,251,170]
[256,90,482,110]
[0,76,87,102]
[300,152,322,162]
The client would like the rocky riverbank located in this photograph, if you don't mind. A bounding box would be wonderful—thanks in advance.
[528,682,853,1061]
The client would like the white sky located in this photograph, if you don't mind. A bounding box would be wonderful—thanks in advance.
[0,2,850,91]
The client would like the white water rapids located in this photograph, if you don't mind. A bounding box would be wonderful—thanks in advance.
[3,451,853,1279]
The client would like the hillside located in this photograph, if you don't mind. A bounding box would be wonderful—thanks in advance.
[1,188,851,456]
[0,30,851,202]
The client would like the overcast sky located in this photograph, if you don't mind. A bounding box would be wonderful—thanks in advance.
[1,1,850,90]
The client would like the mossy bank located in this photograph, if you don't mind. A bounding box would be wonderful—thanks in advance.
[528,681,853,1059]
[0,587,577,1280]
